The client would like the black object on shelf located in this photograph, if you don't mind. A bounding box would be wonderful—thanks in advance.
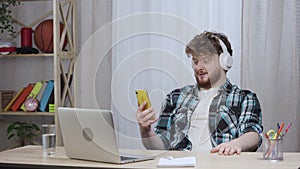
[16,47,39,54]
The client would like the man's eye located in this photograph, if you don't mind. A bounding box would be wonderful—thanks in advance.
[202,58,210,63]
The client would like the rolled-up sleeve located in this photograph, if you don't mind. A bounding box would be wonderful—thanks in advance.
[239,91,263,149]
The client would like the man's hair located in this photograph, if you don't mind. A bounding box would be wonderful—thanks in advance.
[185,31,233,57]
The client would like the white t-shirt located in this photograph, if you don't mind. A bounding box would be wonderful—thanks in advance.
[188,87,219,152]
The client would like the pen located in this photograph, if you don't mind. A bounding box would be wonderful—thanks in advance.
[277,123,280,130]
[264,133,269,140]
[281,122,292,137]
[276,123,285,139]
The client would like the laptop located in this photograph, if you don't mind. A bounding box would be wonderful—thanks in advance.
[57,107,155,164]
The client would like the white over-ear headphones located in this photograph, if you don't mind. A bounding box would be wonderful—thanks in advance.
[217,38,233,70]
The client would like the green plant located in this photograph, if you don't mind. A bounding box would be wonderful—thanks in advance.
[0,0,20,37]
[6,122,40,146]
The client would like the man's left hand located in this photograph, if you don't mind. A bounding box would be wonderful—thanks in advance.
[210,141,242,155]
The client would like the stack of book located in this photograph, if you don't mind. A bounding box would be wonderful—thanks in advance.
[3,80,54,112]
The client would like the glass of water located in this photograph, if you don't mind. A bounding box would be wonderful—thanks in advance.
[42,124,56,157]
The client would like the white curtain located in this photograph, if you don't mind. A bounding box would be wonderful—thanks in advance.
[76,0,112,110]
[111,0,242,149]
[242,0,300,151]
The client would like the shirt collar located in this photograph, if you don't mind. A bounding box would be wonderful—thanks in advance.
[219,78,233,93]
[192,78,233,94]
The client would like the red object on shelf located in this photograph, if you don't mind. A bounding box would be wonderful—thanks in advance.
[21,27,33,47]
[0,47,16,52]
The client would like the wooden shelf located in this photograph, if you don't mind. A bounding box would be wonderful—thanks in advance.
[0,53,54,57]
[0,111,54,116]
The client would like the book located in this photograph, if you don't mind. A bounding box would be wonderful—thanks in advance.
[39,80,54,112]
[10,83,34,111]
[36,81,48,102]
[20,81,43,111]
[3,88,24,111]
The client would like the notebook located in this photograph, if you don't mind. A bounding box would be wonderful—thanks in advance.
[57,107,155,164]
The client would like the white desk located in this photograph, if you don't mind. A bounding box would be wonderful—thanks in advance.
[0,145,299,169]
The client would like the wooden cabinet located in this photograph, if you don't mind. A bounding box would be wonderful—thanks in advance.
[0,0,77,145]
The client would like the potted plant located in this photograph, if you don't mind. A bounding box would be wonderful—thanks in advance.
[6,121,40,148]
[0,0,20,37]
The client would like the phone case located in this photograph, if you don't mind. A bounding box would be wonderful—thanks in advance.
[135,89,154,120]
[135,89,151,110]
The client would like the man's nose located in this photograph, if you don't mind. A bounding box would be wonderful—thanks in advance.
[195,60,205,70]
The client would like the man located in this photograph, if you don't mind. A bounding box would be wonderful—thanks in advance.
[135,31,263,155]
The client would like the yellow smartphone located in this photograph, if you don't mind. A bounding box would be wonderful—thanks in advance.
[135,89,151,110]
[135,89,154,120]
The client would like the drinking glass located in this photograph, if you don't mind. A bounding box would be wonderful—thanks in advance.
[42,124,56,157]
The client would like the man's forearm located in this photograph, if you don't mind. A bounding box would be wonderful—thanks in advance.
[234,131,260,151]
[140,127,165,150]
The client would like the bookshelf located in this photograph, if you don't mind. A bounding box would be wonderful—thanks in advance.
[0,0,77,145]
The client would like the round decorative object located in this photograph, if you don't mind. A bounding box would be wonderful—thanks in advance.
[34,19,68,53]
[24,97,39,112]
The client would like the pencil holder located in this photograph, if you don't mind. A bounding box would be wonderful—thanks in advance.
[263,138,283,161]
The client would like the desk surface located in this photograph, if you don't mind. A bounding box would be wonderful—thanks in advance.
[0,145,299,169]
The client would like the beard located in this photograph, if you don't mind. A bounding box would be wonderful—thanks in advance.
[195,68,223,89]
[195,74,212,89]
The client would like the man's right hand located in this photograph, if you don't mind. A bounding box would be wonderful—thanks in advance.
[135,101,158,131]
[135,101,165,149]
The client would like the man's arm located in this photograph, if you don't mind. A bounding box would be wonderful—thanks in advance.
[135,102,165,149]
[210,131,260,155]
[211,91,263,155]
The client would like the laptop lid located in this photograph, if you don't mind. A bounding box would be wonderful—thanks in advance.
[58,107,123,163]
[57,107,154,164]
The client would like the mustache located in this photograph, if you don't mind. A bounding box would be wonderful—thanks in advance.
[194,70,207,75]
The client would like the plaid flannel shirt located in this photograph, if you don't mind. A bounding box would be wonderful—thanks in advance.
[155,79,263,151]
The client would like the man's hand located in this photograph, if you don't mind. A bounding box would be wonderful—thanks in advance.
[210,141,242,155]
[135,101,158,131]
[135,101,165,150]
[210,132,260,155]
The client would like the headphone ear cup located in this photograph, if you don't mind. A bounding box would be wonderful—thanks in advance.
[217,38,233,70]
[219,52,233,70]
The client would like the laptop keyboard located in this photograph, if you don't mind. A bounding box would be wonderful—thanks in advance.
[121,156,138,161]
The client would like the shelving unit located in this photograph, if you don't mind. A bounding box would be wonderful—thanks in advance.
[0,0,77,146]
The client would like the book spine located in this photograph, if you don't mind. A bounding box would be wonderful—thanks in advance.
[36,81,48,102]
[20,81,43,111]
[39,80,54,112]
[10,84,34,111]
